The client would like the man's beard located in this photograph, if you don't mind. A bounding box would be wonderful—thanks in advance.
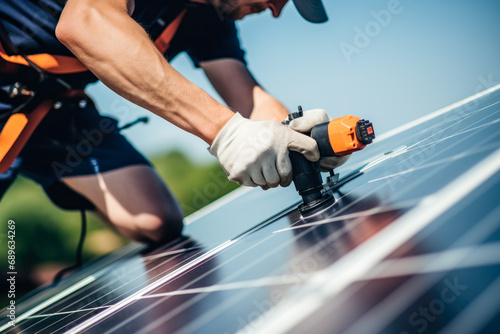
[207,0,242,20]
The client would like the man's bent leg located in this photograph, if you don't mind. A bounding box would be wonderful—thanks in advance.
[61,165,184,244]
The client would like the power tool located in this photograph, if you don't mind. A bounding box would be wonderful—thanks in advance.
[285,106,375,217]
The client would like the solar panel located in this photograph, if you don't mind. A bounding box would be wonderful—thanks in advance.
[1,84,500,333]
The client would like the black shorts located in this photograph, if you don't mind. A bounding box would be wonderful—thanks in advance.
[0,95,150,209]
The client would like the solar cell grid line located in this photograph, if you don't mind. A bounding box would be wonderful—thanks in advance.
[350,100,498,177]
[340,178,500,334]
[272,200,419,233]
[366,206,500,279]
[262,127,496,274]
[375,84,500,142]
[341,88,500,174]
[129,239,498,302]
[107,273,292,333]
[218,130,500,332]
[385,180,500,260]
[121,88,496,332]
[32,240,221,333]
[14,189,300,332]
[348,147,409,177]
[1,85,496,332]
[141,286,276,334]
[105,226,361,332]
[142,246,205,261]
[13,239,194,321]
[361,242,500,280]
[370,265,500,334]
[63,240,238,334]
[353,122,500,205]
[141,275,305,298]
[182,182,301,247]
[245,146,500,334]
[89,210,315,333]
[344,90,500,176]
[367,141,500,184]
[399,117,500,164]
[132,192,422,332]
[405,116,500,154]
[8,237,205,333]
[287,264,500,334]
[138,199,317,291]
[7,267,148,330]
[374,134,499,203]
[390,99,500,164]
[82,182,411,333]
[26,305,112,319]
[312,154,500,333]
[71,233,275,334]
[401,99,500,153]
[165,138,500,332]
[396,108,500,167]
[0,238,176,330]
[0,241,146,332]
[292,214,498,332]
[112,286,260,334]
[164,288,267,334]
[0,276,97,333]
[168,219,394,332]
[98,88,500,334]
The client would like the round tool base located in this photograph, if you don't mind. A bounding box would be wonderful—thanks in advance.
[299,194,335,217]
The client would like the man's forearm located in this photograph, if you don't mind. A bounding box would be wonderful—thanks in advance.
[248,86,289,122]
[57,0,233,144]
[200,59,289,123]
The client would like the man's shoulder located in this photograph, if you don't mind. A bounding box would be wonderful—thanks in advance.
[134,0,237,40]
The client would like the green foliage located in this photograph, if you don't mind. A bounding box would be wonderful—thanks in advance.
[151,151,239,215]
[0,150,238,307]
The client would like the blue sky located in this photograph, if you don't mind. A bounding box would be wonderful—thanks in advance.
[87,0,500,163]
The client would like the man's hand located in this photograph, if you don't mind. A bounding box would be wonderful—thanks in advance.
[210,113,319,188]
[289,109,351,171]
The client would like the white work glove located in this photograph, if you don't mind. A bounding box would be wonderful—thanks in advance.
[288,109,351,172]
[210,113,320,188]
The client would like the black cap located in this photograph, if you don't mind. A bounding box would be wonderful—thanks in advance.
[292,0,328,23]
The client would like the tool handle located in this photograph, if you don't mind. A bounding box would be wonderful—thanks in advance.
[290,151,323,204]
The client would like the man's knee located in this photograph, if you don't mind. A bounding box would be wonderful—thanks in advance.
[135,211,184,244]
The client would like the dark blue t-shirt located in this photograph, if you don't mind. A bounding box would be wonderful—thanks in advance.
[0,0,246,85]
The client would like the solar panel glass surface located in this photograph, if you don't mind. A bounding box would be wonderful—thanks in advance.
[1,86,499,334]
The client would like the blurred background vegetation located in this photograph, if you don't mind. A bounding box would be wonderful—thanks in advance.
[0,150,238,308]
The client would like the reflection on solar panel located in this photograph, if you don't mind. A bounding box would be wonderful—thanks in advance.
[2,84,500,334]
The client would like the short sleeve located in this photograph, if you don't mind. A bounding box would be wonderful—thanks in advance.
[170,6,246,67]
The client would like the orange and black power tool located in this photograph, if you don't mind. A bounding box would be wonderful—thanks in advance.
[284,106,375,216]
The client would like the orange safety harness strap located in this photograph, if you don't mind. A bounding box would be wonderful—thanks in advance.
[154,9,187,53]
[0,89,88,173]
[0,42,88,74]
[0,99,54,173]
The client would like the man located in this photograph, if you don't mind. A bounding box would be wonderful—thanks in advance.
[0,0,338,244]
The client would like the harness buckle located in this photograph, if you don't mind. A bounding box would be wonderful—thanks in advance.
[1,82,35,99]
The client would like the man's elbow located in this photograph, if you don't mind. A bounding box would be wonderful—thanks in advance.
[56,3,99,50]
[55,13,85,49]
[55,20,73,47]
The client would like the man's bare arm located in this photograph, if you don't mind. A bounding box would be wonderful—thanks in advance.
[200,59,289,122]
[56,0,233,144]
